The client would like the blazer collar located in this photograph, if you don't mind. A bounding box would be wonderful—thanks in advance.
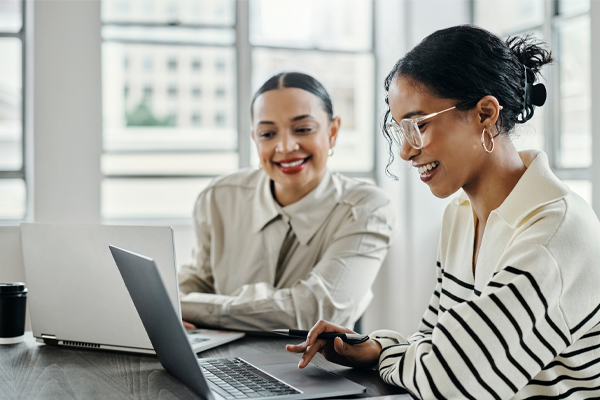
[252,169,341,245]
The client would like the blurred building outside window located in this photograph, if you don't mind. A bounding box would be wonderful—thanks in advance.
[475,0,592,205]
[0,0,26,220]
[101,0,376,220]
[192,86,202,98]
[192,58,202,71]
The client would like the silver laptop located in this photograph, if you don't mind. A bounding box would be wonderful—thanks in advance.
[20,223,243,354]
[110,245,366,400]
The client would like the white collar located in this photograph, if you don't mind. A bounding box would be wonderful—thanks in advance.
[456,150,569,228]
[252,169,342,245]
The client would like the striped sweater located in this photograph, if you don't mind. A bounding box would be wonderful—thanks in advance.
[371,151,600,399]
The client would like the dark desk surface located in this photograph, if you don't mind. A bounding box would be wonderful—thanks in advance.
[0,333,409,400]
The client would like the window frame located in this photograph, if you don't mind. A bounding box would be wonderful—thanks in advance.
[0,0,27,221]
[101,0,379,221]
[472,0,592,183]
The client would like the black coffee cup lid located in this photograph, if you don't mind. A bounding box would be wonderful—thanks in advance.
[0,283,27,294]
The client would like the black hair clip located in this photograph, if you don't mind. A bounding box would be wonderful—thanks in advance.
[518,66,547,123]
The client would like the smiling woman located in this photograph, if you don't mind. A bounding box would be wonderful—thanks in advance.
[289,26,600,399]
[251,74,339,206]
[178,72,395,332]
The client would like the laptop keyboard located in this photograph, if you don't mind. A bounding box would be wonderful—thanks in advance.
[199,358,301,399]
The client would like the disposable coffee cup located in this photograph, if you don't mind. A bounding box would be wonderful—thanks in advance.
[0,283,27,344]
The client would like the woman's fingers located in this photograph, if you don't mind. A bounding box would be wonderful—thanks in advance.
[182,320,196,329]
[285,341,307,353]
[298,339,328,369]
[333,336,347,355]
[305,320,330,346]
[287,336,380,369]
[305,320,353,347]
[286,320,360,369]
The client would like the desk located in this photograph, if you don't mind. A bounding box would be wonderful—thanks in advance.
[0,333,409,399]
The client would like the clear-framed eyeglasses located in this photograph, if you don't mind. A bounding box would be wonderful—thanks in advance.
[385,105,457,150]
[386,101,504,150]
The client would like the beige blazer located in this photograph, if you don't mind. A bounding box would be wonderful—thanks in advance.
[179,168,395,331]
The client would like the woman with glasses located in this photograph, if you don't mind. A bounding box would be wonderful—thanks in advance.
[178,72,395,332]
[288,25,600,399]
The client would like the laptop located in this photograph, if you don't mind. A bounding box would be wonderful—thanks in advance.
[110,245,367,400]
[20,223,243,354]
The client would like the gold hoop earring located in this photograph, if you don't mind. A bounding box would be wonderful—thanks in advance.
[328,148,334,157]
[481,127,494,153]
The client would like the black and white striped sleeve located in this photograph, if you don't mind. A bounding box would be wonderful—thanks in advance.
[369,259,443,380]
[371,244,572,399]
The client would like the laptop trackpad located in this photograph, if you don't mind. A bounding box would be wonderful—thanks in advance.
[260,362,364,395]
[241,353,365,395]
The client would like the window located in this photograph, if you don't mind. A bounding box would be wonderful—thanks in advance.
[143,85,153,98]
[142,55,153,71]
[215,58,226,72]
[191,112,202,126]
[167,85,178,98]
[191,86,202,98]
[0,0,26,220]
[101,0,375,219]
[167,57,177,71]
[475,0,592,204]
[215,111,226,126]
[192,58,202,71]
[249,0,375,173]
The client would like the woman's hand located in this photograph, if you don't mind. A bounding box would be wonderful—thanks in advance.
[182,320,197,330]
[285,320,382,369]
[180,290,196,329]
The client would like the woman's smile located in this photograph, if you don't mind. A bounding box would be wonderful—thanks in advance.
[273,156,312,174]
[415,160,440,175]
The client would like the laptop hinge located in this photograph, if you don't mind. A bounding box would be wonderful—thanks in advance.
[41,333,56,339]
[40,334,58,346]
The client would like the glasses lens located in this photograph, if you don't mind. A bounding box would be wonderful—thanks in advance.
[386,121,403,147]
[400,119,423,149]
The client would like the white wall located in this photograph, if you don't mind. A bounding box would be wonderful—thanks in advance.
[363,0,407,335]
[32,0,102,224]
[363,0,470,336]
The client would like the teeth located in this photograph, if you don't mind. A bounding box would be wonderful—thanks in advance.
[280,159,305,168]
[417,161,439,174]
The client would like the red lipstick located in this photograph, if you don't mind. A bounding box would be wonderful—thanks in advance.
[273,157,310,175]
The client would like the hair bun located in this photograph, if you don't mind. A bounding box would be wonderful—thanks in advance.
[506,34,553,74]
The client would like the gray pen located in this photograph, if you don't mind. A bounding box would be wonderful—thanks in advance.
[273,329,370,345]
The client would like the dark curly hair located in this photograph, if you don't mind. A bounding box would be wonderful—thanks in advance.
[382,25,553,178]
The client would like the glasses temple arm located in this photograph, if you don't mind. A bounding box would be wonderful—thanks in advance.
[415,106,457,123]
